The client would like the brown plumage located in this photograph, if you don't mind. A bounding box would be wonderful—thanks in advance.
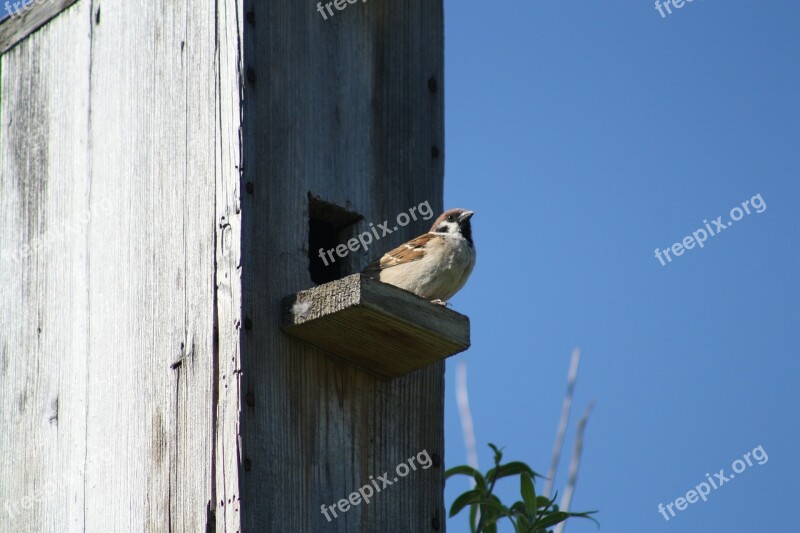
[363,208,476,303]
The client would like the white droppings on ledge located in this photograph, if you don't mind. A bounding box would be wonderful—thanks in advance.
[292,301,311,318]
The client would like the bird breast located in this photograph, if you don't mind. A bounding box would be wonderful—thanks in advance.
[378,234,475,301]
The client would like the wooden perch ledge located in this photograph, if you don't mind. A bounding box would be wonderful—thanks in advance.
[282,274,470,378]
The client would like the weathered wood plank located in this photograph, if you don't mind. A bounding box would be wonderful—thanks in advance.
[239,0,446,530]
[84,1,218,530]
[0,2,90,531]
[1,0,244,528]
[213,0,246,530]
[0,0,79,54]
[283,274,470,378]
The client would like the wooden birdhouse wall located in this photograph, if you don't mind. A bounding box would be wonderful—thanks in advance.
[0,0,445,530]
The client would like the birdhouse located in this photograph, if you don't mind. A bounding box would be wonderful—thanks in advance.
[0,0,448,530]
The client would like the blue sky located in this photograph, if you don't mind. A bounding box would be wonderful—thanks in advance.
[442,1,799,532]
[3,1,797,532]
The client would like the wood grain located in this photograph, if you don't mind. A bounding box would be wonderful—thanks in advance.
[1,0,235,530]
[239,0,446,530]
[0,0,80,54]
[1,0,444,530]
[0,4,90,531]
[213,0,246,531]
[283,274,469,378]
[84,1,219,530]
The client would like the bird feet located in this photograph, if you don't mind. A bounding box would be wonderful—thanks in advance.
[430,299,450,307]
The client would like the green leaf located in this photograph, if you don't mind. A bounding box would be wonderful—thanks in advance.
[469,502,479,533]
[488,443,504,464]
[479,512,502,531]
[477,495,508,533]
[448,443,599,533]
[533,511,571,529]
[486,461,540,482]
[565,510,601,528]
[445,465,487,488]
[449,489,483,518]
[532,509,600,530]
[535,496,553,510]
[509,501,526,515]
[476,498,508,517]
[521,472,537,515]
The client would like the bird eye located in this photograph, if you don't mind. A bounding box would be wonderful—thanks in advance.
[447,215,455,222]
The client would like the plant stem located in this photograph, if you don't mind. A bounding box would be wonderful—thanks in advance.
[475,458,500,532]
[544,348,581,499]
[553,401,595,533]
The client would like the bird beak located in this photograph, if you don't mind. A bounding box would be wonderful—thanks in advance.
[458,210,474,222]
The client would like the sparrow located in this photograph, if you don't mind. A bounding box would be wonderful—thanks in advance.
[363,208,476,305]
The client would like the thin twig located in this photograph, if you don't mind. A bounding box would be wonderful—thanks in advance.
[553,401,595,533]
[543,348,581,499]
[456,359,479,485]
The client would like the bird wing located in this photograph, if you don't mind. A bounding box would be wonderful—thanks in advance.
[363,233,434,273]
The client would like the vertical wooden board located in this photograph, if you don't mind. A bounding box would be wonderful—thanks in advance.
[85,0,217,530]
[240,0,445,531]
[213,0,246,531]
[177,1,219,530]
[0,2,90,531]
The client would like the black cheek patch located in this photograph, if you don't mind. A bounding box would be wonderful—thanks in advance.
[460,221,473,247]
[436,225,450,233]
